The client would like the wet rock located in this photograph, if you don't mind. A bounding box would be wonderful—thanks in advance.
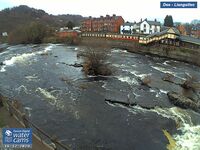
[139,76,151,88]
[69,63,83,67]
[77,51,86,57]
[162,73,174,83]
[105,97,136,106]
[60,62,67,65]
[105,95,157,110]
[0,62,5,66]
[167,91,200,112]
[162,73,183,85]
[0,94,4,107]
[40,52,49,56]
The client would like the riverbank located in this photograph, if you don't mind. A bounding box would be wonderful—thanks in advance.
[80,37,200,66]
[0,105,53,150]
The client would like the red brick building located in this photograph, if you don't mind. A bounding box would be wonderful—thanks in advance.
[81,15,124,33]
[177,25,187,35]
[57,30,79,38]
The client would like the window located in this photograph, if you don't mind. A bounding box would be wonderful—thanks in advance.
[144,24,146,28]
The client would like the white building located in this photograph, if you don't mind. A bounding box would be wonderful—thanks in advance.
[120,22,134,34]
[120,19,161,35]
[139,19,161,34]
[2,32,8,37]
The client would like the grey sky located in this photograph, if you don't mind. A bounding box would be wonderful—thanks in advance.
[0,0,199,23]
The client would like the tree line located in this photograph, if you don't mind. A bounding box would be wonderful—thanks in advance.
[8,22,48,44]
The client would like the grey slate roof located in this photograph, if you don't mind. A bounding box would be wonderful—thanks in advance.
[179,36,200,45]
[146,27,180,38]
[122,22,134,26]
[146,27,200,45]
[192,26,200,31]
[146,20,161,26]
[136,20,161,26]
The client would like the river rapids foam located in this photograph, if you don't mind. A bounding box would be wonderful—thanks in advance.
[0,45,53,72]
[108,102,200,150]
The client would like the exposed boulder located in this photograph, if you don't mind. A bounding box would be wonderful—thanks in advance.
[105,98,156,110]
[105,98,136,106]
[69,63,83,67]
[167,91,200,112]
[162,73,174,83]
[0,62,5,66]
[139,76,151,88]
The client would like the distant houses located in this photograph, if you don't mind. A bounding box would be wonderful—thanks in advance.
[81,17,161,35]
[77,14,200,49]
[120,19,161,35]
[191,25,200,38]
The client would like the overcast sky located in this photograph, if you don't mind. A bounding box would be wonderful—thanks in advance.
[0,0,199,23]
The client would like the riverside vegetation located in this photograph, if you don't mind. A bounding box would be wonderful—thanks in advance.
[7,21,79,45]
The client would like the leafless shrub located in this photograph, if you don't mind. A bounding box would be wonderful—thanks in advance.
[82,46,112,76]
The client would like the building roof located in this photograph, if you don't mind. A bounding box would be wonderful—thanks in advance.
[179,35,200,45]
[146,20,161,26]
[146,27,200,45]
[135,19,161,26]
[146,27,180,38]
[86,15,123,21]
[122,22,134,26]
[192,26,200,31]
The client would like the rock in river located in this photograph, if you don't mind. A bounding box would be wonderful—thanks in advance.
[167,91,200,112]
[69,63,83,67]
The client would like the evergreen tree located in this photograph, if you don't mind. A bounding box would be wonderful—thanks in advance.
[66,21,75,29]
[164,15,174,27]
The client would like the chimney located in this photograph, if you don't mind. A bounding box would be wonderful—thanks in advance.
[155,19,157,22]
[140,18,142,22]
[145,18,147,21]
[106,15,110,18]
[113,14,116,17]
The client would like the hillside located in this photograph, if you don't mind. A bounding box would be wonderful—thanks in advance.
[0,5,84,33]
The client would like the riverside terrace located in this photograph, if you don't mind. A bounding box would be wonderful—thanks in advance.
[139,27,200,49]
[81,27,200,49]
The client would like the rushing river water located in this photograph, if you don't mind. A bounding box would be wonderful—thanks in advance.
[0,43,200,150]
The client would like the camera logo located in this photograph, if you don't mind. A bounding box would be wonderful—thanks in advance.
[5,130,12,137]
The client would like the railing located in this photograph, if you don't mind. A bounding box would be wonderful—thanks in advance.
[2,97,70,150]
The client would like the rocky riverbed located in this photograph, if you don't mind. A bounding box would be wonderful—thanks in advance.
[0,44,200,150]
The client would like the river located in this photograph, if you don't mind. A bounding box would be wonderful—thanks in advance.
[0,44,200,150]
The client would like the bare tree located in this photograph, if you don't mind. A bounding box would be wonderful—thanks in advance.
[82,45,112,76]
